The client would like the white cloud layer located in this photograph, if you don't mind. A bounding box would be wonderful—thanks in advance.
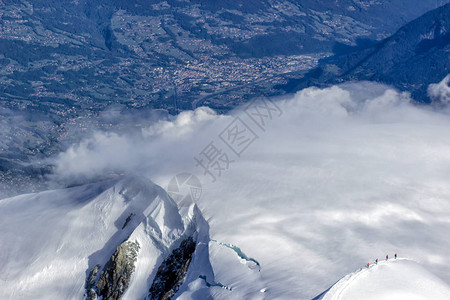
[51,81,450,298]
[428,74,450,103]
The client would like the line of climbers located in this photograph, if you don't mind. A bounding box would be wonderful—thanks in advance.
[366,253,397,268]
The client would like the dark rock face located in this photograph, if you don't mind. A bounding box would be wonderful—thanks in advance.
[96,240,140,300]
[148,237,196,300]
[85,264,101,300]
[122,213,135,229]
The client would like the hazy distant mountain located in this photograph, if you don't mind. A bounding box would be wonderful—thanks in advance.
[285,3,450,102]
[0,0,447,114]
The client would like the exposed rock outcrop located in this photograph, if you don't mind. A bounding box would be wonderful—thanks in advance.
[148,237,196,300]
[95,240,140,300]
[85,264,101,300]
[122,213,135,229]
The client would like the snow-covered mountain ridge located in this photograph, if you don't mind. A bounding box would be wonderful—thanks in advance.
[315,258,450,300]
[0,176,213,299]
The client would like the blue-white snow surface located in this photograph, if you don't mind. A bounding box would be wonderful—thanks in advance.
[0,176,213,300]
[317,259,450,300]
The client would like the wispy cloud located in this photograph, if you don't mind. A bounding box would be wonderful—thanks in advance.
[428,74,450,103]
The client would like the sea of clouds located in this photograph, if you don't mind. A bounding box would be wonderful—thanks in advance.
[29,76,450,297]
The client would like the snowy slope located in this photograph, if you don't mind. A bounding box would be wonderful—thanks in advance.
[317,259,450,300]
[0,176,212,300]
